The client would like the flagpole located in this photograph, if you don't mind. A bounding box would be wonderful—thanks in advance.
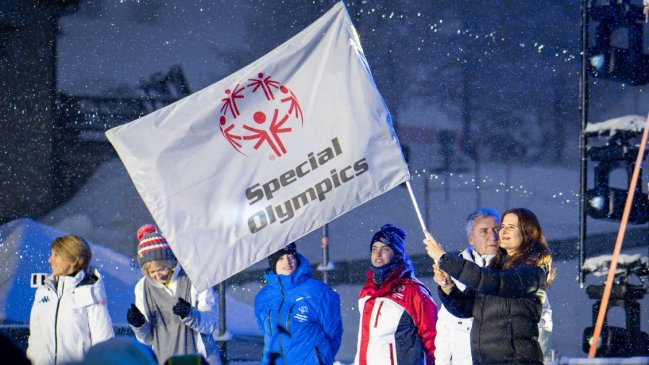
[317,224,335,284]
[217,282,228,363]
[406,180,427,232]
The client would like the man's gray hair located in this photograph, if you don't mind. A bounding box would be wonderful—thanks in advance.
[466,208,500,239]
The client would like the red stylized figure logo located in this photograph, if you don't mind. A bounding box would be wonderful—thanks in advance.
[218,72,303,157]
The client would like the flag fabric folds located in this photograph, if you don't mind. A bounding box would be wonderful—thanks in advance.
[106,1,409,291]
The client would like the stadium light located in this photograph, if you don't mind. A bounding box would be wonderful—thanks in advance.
[585,135,649,224]
[588,1,649,85]
[585,185,649,224]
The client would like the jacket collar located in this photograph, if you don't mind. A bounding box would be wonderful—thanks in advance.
[47,270,85,294]
[362,265,407,296]
[466,248,495,267]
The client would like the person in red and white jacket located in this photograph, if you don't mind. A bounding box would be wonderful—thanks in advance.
[354,224,437,365]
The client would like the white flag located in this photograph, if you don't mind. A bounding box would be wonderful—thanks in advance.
[106,1,409,291]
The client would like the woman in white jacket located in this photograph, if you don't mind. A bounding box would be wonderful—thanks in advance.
[126,224,221,365]
[27,235,114,365]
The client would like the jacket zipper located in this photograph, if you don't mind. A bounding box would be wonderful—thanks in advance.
[314,346,323,365]
[267,309,273,335]
[54,281,64,365]
[389,343,395,365]
[286,304,295,334]
[374,300,384,328]
[277,278,287,365]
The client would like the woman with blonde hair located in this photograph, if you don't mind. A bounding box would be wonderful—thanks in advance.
[127,224,221,365]
[424,208,554,365]
[27,235,114,365]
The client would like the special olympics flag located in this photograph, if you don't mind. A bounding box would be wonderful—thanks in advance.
[106,1,409,291]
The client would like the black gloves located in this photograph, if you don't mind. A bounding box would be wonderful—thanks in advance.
[128,299,191,325]
[127,303,146,327]
[172,297,192,319]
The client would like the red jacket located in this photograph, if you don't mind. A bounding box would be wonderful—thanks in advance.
[355,267,437,365]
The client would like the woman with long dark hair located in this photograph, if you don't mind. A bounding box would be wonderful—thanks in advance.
[424,208,554,365]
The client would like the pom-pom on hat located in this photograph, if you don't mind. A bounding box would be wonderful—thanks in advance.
[136,224,176,267]
[370,224,407,258]
[268,242,298,273]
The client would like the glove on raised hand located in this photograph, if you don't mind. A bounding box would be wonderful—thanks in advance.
[172,297,192,319]
[127,303,146,327]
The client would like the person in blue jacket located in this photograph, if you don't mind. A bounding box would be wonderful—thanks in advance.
[254,242,343,365]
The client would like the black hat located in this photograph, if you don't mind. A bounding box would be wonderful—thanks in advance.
[268,242,298,272]
[371,224,406,258]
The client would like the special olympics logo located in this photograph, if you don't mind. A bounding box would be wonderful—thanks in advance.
[218,72,303,158]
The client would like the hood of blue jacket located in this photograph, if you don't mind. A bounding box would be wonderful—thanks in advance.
[263,253,312,290]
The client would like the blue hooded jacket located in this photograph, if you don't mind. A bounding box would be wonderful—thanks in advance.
[254,253,343,365]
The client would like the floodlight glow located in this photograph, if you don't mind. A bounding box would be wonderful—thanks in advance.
[589,195,605,210]
[590,54,605,71]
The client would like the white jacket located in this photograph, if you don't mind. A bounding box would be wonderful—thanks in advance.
[539,292,553,364]
[27,269,114,365]
[131,266,221,365]
[434,248,491,365]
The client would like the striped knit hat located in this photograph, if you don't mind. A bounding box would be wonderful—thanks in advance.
[136,224,176,267]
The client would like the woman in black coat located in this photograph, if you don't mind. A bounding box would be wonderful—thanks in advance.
[424,208,554,365]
